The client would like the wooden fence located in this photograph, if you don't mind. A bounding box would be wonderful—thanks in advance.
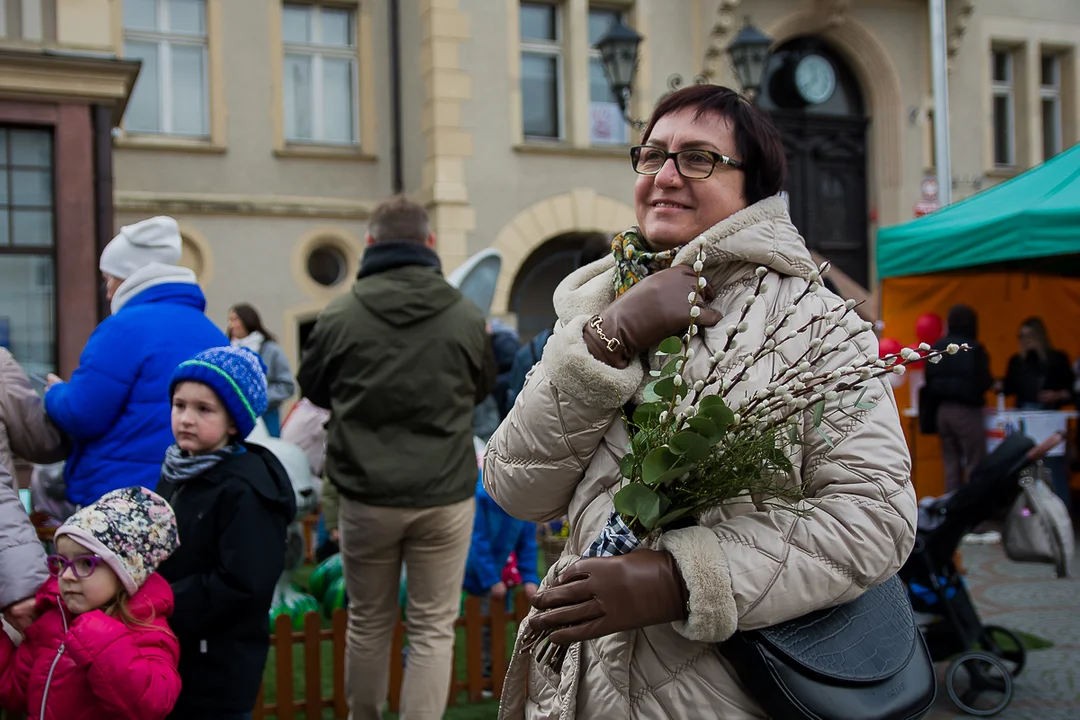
[254,593,531,719]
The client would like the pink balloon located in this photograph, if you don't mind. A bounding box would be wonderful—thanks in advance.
[915,313,944,345]
[878,337,903,360]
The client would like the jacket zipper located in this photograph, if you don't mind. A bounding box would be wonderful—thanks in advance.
[40,598,69,718]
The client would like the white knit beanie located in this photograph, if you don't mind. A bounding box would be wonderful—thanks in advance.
[99,216,183,280]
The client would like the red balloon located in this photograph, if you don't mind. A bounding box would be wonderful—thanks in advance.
[915,313,944,345]
[906,343,927,371]
[878,337,903,361]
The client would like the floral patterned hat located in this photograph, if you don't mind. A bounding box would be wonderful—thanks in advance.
[54,486,179,595]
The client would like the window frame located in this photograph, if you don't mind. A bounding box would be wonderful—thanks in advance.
[520,1,566,142]
[991,48,1016,168]
[0,126,58,377]
[282,2,361,146]
[1040,52,1063,161]
[122,0,211,138]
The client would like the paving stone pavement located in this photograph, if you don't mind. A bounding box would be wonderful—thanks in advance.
[924,538,1079,720]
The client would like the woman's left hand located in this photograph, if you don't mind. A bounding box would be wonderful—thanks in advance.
[529,549,689,645]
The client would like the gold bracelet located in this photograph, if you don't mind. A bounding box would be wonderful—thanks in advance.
[588,316,622,353]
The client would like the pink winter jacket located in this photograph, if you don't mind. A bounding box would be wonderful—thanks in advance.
[0,573,181,720]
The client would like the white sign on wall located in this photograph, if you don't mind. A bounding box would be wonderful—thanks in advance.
[589,102,628,145]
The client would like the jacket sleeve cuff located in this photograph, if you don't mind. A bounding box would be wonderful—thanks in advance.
[659,526,738,643]
[543,314,644,410]
[0,545,48,610]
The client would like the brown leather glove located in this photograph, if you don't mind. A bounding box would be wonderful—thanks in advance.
[528,549,689,645]
[584,266,723,368]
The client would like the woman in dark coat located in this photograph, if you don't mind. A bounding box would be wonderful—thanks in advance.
[1001,316,1074,510]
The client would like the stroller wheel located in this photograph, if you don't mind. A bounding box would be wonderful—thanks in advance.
[946,651,1013,716]
[980,625,1026,677]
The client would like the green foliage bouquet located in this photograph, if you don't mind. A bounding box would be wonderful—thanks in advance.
[522,251,965,669]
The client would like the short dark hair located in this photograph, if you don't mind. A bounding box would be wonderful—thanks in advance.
[229,303,276,343]
[946,304,978,340]
[640,84,787,206]
[368,195,431,244]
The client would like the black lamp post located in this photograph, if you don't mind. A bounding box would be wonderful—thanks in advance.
[596,16,774,129]
[595,16,643,126]
[726,20,774,100]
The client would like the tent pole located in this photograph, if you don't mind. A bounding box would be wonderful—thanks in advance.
[930,0,953,206]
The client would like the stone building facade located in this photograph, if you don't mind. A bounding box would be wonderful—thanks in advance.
[2,0,1077,393]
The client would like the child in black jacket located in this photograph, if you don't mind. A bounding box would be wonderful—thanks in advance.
[155,346,297,720]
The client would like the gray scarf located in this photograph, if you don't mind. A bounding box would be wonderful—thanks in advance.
[160,443,238,486]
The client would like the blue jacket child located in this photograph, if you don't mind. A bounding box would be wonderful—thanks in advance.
[464,474,539,598]
[44,217,227,506]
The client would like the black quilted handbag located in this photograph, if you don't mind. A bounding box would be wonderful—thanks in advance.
[717,575,937,720]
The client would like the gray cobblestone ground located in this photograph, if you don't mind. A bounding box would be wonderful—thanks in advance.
[924,539,1079,719]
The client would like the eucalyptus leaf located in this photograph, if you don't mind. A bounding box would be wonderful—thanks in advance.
[856,401,876,410]
[656,490,671,518]
[633,402,664,427]
[655,506,694,528]
[669,431,712,461]
[812,399,825,428]
[657,337,683,355]
[619,452,636,479]
[814,425,835,448]
[699,395,735,426]
[653,377,677,401]
[641,447,692,486]
[642,380,661,403]
[686,416,721,443]
[613,483,661,530]
[661,357,683,375]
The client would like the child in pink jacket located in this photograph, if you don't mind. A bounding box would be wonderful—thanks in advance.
[0,486,181,719]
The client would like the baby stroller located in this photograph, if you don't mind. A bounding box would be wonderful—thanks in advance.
[899,431,1063,716]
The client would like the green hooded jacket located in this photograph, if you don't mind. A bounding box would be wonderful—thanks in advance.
[297,245,494,508]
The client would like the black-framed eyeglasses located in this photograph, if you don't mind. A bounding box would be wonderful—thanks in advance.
[47,554,104,579]
[630,145,744,180]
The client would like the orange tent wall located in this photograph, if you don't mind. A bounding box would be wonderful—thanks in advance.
[880,271,1080,499]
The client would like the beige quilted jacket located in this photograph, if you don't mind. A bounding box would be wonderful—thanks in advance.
[0,347,66,486]
[484,197,917,719]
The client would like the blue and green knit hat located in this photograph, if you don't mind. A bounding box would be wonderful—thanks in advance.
[169,346,268,438]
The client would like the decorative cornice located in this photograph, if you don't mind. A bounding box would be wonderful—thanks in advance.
[114,190,374,219]
[0,47,139,123]
[817,0,853,31]
[702,0,742,81]
[948,0,977,62]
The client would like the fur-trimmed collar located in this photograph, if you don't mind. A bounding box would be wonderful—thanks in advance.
[552,196,814,322]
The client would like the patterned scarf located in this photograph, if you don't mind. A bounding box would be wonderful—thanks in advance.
[160,443,239,486]
[611,228,676,297]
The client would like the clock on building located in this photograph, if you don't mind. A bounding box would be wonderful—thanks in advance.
[794,54,837,105]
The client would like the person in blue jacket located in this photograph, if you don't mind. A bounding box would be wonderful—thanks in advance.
[465,472,539,679]
[44,216,228,508]
[464,474,540,601]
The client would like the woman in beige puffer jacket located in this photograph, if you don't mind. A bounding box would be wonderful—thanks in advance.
[484,85,917,719]
[0,347,66,631]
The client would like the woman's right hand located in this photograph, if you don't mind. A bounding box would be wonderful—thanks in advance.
[583,266,723,368]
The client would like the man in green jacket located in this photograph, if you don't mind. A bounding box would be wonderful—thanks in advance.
[297,195,494,720]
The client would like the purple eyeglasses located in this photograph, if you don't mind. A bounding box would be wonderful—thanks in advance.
[46,554,104,579]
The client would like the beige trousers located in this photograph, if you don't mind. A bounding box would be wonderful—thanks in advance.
[339,496,474,720]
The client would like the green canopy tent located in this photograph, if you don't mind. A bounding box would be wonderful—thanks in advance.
[877,142,1080,279]
[873,144,1080,501]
